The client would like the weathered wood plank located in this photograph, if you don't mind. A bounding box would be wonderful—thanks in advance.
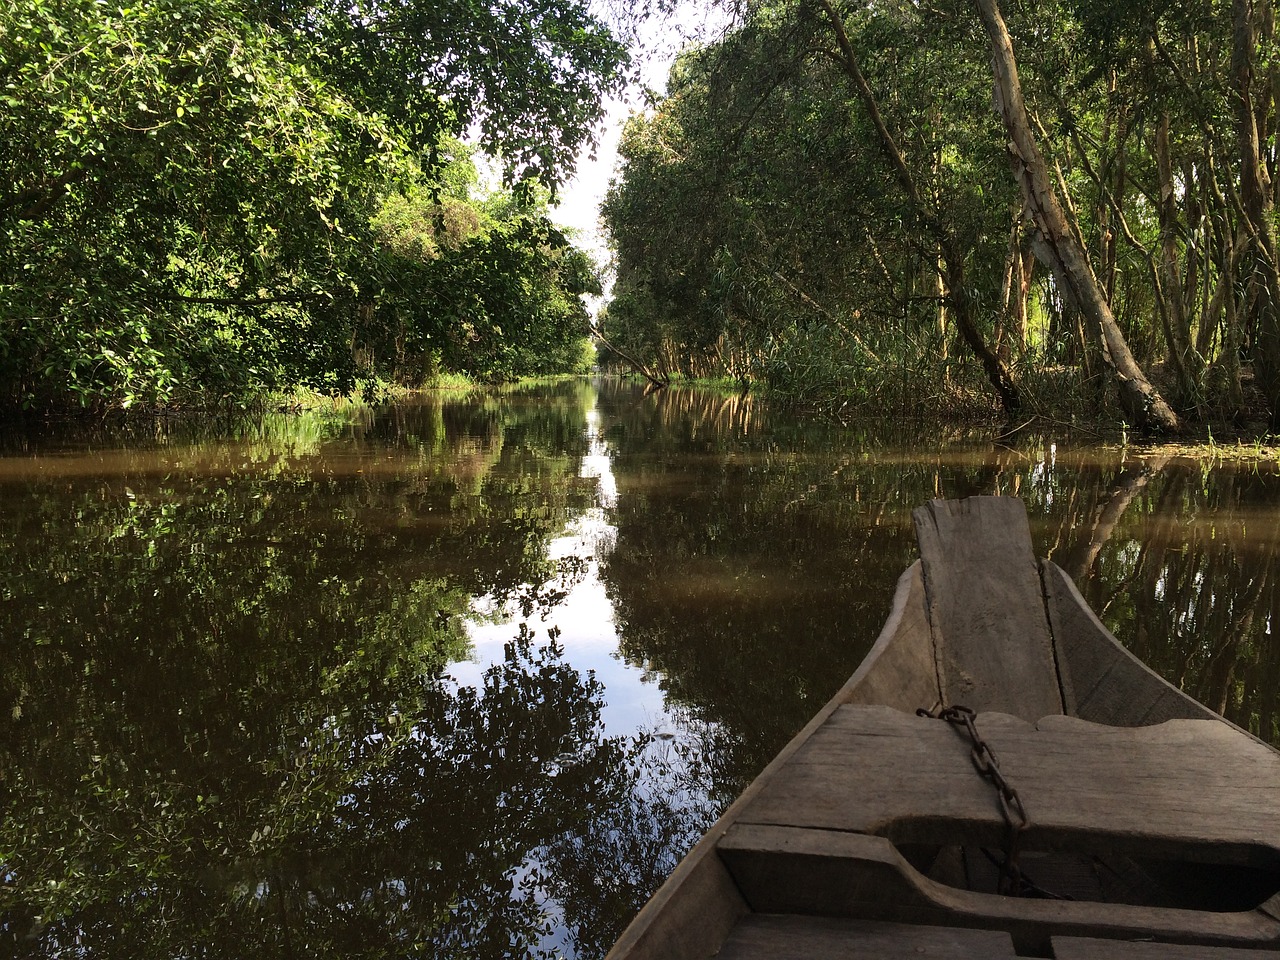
[913,498,1063,719]
[735,705,1280,866]
[605,562,938,960]
[604,850,747,960]
[608,497,1280,960]
[714,914,1017,959]
[1052,936,1280,958]
[717,824,1280,951]
[1042,560,1219,726]
[844,562,941,710]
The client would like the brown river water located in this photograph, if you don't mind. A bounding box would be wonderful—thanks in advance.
[2,377,1279,958]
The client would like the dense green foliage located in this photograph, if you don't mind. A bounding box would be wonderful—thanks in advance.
[1,0,624,411]
[602,0,1280,428]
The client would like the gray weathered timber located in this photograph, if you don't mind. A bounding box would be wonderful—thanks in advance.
[913,498,1062,719]
[1053,937,1280,958]
[735,705,1280,865]
[1042,562,1218,726]
[714,915,1017,959]
[601,850,746,960]
[604,497,1280,960]
[839,562,939,711]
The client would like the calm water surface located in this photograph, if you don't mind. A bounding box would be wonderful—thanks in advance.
[4,379,1280,957]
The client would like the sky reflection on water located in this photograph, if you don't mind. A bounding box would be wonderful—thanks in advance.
[454,400,677,742]
[6,380,1280,958]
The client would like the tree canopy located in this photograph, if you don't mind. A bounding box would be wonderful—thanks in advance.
[601,0,1279,432]
[1,0,625,411]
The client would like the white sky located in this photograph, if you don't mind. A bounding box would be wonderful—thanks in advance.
[549,4,732,296]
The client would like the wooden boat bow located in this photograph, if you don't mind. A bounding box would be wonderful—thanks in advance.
[606,496,1280,959]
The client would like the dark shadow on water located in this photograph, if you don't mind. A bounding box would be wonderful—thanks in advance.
[5,378,1280,957]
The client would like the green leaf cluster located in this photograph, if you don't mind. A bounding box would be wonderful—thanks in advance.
[601,7,1014,397]
[0,0,624,412]
[602,0,1280,426]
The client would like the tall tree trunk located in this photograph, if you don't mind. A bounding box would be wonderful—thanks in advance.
[1154,110,1199,398]
[933,252,950,363]
[1233,0,1280,426]
[998,208,1020,361]
[974,0,1181,433]
[814,0,1021,416]
[999,209,1034,358]
[1222,224,1249,410]
[1094,69,1125,313]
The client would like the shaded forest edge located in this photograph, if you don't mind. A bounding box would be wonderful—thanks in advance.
[2,0,623,416]
[15,0,1280,439]
[598,0,1280,437]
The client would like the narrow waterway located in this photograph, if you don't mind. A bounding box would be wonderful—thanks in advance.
[3,378,1279,958]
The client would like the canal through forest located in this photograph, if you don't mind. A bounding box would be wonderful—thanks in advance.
[4,377,1280,958]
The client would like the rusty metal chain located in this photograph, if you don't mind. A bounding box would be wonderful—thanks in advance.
[916,704,1030,896]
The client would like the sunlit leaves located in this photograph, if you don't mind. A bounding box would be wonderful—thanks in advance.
[368,186,599,383]
[1,0,406,408]
[0,0,620,411]
[294,0,628,186]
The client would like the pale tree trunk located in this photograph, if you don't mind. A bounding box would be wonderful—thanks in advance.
[997,207,1027,361]
[814,0,1021,416]
[591,327,669,387]
[1017,245,1034,353]
[933,253,949,363]
[928,126,951,364]
[998,213,1018,362]
[974,0,1181,432]
[1233,0,1280,427]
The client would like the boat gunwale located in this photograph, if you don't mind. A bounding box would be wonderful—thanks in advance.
[606,497,1274,959]
[603,561,929,960]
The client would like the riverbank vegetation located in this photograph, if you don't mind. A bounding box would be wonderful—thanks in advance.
[1,0,624,413]
[600,0,1280,434]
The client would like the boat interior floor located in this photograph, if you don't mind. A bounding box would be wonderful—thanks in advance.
[713,702,1280,956]
[714,914,1280,958]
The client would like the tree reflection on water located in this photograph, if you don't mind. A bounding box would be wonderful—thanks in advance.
[1052,462,1280,742]
[6,380,1280,958]
[0,387,668,958]
[4,620,639,958]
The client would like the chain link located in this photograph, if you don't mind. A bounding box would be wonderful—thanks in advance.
[917,704,1030,896]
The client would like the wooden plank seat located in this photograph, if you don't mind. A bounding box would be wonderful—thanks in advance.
[607,498,1280,960]
[734,704,1280,865]
[1052,937,1280,958]
[713,915,1017,959]
[717,704,1280,951]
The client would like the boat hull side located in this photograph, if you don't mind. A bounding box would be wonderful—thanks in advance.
[1042,560,1218,726]
[603,561,937,960]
